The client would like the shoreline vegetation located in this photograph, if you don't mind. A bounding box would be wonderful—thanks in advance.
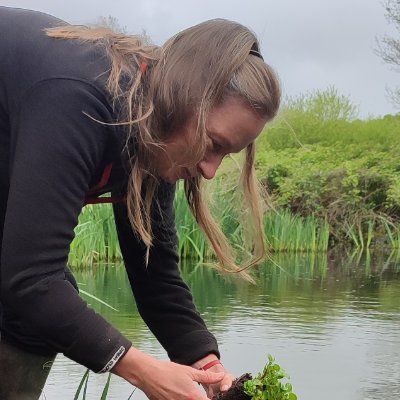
[69,88,400,267]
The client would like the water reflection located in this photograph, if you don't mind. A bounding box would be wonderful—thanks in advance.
[42,250,400,399]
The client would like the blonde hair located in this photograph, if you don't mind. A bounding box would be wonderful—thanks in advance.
[47,19,281,276]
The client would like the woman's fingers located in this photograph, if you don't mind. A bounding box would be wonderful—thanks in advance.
[112,348,225,399]
[144,366,222,400]
[190,368,225,385]
[220,372,235,392]
[197,364,234,398]
[137,361,223,399]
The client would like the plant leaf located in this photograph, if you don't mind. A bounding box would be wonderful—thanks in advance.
[100,373,112,400]
[74,369,90,400]
[79,289,119,312]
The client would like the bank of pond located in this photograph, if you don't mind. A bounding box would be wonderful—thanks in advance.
[69,190,399,267]
[69,89,400,266]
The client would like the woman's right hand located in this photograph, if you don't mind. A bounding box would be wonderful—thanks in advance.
[112,347,225,399]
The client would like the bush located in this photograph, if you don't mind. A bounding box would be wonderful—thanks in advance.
[256,88,400,247]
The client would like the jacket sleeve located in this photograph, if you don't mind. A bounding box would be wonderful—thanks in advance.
[1,79,131,372]
[113,182,220,366]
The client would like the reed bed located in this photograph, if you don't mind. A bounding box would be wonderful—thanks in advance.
[383,220,400,249]
[264,211,330,252]
[256,90,400,250]
[68,90,400,265]
[69,186,331,266]
[69,204,121,267]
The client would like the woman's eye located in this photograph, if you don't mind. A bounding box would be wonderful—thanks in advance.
[211,140,223,153]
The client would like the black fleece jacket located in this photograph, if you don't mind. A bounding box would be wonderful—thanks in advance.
[0,6,219,373]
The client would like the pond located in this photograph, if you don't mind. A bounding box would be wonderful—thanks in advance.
[41,250,400,399]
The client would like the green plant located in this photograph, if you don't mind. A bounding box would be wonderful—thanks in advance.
[67,91,400,263]
[74,369,89,400]
[69,203,121,267]
[74,370,136,399]
[244,355,297,400]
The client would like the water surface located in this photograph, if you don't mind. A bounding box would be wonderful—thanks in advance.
[42,251,400,399]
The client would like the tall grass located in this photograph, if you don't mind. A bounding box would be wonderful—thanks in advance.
[68,88,400,264]
[68,174,398,267]
[383,220,400,249]
[69,204,121,267]
[256,88,400,248]
[174,186,212,261]
[264,211,329,252]
[69,186,331,266]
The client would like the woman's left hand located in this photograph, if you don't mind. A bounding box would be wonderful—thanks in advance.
[191,355,235,399]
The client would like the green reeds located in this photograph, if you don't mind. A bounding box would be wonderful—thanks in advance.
[174,181,243,261]
[74,369,89,400]
[70,186,400,265]
[69,187,331,266]
[74,371,136,400]
[345,221,368,250]
[264,210,330,252]
[383,220,400,249]
[69,204,121,267]
[174,186,211,261]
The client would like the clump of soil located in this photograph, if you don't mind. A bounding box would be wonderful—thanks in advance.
[213,373,252,400]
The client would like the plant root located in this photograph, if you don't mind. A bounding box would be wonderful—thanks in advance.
[212,373,252,400]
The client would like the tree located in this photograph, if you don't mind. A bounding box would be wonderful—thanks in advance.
[284,86,358,122]
[94,16,152,45]
[376,0,400,108]
[95,16,128,34]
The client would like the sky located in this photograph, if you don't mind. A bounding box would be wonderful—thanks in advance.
[2,0,399,118]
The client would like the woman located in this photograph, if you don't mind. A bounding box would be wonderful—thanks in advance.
[0,6,280,400]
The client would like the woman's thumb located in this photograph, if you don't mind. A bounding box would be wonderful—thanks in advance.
[192,369,225,384]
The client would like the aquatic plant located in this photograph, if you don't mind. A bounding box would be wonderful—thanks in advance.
[67,89,400,264]
[243,356,297,400]
[213,355,297,400]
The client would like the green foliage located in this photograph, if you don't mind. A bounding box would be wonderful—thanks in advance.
[285,86,358,121]
[260,87,359,151]
[69,203,121,267]
[244,355,297,400]
[174,185,213,261]
[256,89,400,247]
[264,210,329,252]
[74,369,89,400]
[75,371,135,400]
[100,373,112,400]
[256,142,400,244]
[68,88,400,263]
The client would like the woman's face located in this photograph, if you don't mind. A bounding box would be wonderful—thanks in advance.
[154,96,268,183]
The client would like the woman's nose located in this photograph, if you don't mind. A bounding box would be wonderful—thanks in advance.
[197,155,224,180]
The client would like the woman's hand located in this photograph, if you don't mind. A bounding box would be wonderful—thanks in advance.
[112,347,225,399]
[191,354,235,398]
